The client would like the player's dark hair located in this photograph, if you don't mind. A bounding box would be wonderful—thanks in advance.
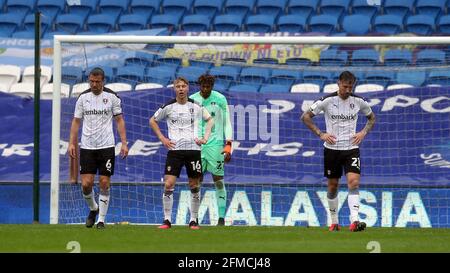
[174,76,189,85]
[198,74,215,85]
[89,67,105,80]
[339,71,356,83]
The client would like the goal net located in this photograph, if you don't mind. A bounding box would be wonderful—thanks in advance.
[51,35,450,228]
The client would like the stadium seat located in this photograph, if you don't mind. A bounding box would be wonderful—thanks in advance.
[37,0,66,22]
[259,84,291,93]
[383,0,414,18]
[124,51,155,67]
[67,0,98,19]
[239,67,271,86]
[71,82,90,97]
[155,56,182,67]
[405,15,435,35]
[354,83,384,93]
[0,13,25,37]
[373,14,404,35]
[438,15,450,34]
[22,65,52,87]
[135,83,164,91]
[213,14,243,32]
[302,70,333,88]
[323,83,338,93]
[229,84,260,93]
[5,0,35,18]
[277,14,307,33]
[24,13,53,35]
[255,0,286,19]
[224,0,255,19]
[308,14,338,34]
[62,66,83,86]
[180,14,211,32]
[104,83,133,92]
[319,49,348,66]
[55,14,86,34]
[287,0,318,19]
[351,49,380,66]
[319,0,350,19]
[0,65,21,91]
[41,83,70,99]
[86,14,117,34]
[386,83,414,90]
[162,0,193,17]
[253,58,279,65]
[189,60,214,69]
[384,49,413,66]
[350,0,379,19]
[416,49,446,66]
[193,0,223,19]
[118,14,149,31]
[341,14,371,35]
[363,71,394,87]
[98,0,129,19]
[85,67,114,83]
[145,66,177,86]
[43,30,70,39]
[285,57,313,66]
[115,66,145,87]
[8,83,35,97]
[150,14,181,33]
[426,69,450,86]
[176,66,208,84]
[11,30,35,38]
[415,0,446,18]
[245,14,275,33]
[396,70,426,87]
[269,69,301,86]
[209,65,240,89]
[130,0,160,16]
[290,83,320,93]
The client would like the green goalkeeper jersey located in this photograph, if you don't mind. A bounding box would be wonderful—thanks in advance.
[190,90,232,147]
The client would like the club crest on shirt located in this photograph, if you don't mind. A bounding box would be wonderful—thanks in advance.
[350,103,355,109]
[103,98,108,104]
[189,108,194,114]
[211,102,216,105]
[167,166,171,172]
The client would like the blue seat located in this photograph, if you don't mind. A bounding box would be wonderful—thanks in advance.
[85,67,114,83]
[383,0,414,18]
[269,69,301,86]
[239,67,271,85]
[416,49,446,66]
[130,0,161,16]
[67,0,98,19]
[162,0,193,17]
[259,84,291,93]
[37,0,65,22]
[180,14,211,32]
[43,30,70,39]
[193,0,223,19]
[62,66,83,86]
[150,14,181,32]
[115,66,145,87]
[364,71,394,87]
[438,15,450,34]
[213,14,243,32]
[224,0,255,19]
[55,14,85,34]
[145,65,177,86]
[351,49,380,66]
[319,49,348,66]
[155,56,182,68]
[176,66,209,84]
[415,0,446,18]
[277,14,307,33]
[24,13,52,34]
[189,59,214,69]
[0,13,24,37]
[373,14,404,35]
[341,14,371,35]
[383,49,413,66]
[396,70,426,86]
[405,15,435,35]
[350,0,379,19]
[287,0,318,19]
[255,0,286,19]
[86,14,117,33]
[245,14,275,33]
[12,30,34,38]
[229,84,259,92]
[210,65,240,88]
[302,70,333,88]
[124,51,156,67]
[319,0,350,19]
[253,58,279,65]
[285,57,312,66]
[118,14,149,31]
[98,0,129,19]
[308,14,338,34]
[426,69,450,86]
[5,0,34,18]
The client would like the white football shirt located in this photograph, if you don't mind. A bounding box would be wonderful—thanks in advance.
[74,88,122,150]
[309,92,372,150]
[153,98,211,151]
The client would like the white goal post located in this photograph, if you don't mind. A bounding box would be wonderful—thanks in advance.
[50,35,450,225]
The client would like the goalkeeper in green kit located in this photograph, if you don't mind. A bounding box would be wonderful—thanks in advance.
[190,74,233,226]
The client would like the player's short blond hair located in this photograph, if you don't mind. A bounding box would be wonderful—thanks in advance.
[173,77,189,86]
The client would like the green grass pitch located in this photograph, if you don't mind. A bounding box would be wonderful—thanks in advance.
[1,224,449,253]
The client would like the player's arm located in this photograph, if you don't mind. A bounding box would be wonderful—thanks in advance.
[301,110,336,145]
[221,98,233,162]
[352,112,376,145]
[68,117,81,158]
[149,116,175,149]
[196,108,214,145]
[114,114,128,158]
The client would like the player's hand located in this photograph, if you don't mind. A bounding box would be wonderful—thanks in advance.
[68,144,77,158]
[195,137,208,146]
[222,141,232,163]
[161,137,176,150]
[352,131,367,145]
[320,133,337,145]
[120,143,129,159]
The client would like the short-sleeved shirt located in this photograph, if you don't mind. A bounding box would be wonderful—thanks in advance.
[189,90,232,147]
[74,88,122,150]
[153,98,211,151]
[309,92,372,151]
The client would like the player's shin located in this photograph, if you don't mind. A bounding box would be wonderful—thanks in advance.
[327,191,339,224]
[83,188,98,211]
[98,187,110,223]
[215,179,227,219]
[190,187,201,222]
[348,188,360,223]
[163,188,174,223]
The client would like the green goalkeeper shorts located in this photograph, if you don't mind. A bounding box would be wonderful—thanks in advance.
[201,145,225,176]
